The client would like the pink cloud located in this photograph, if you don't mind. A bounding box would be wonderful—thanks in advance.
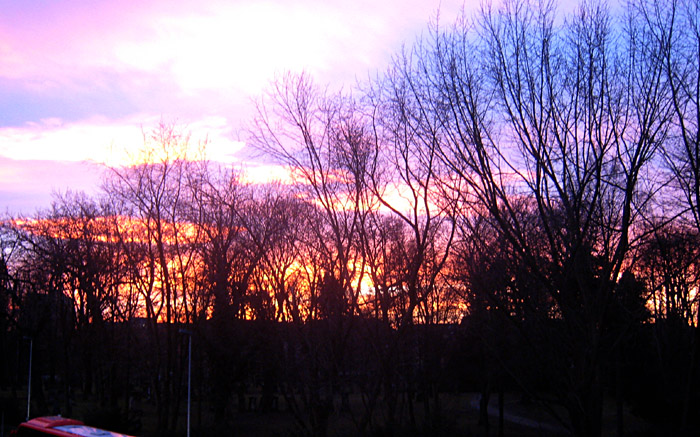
[0,156,104,215]
[0,0,472,215]
[0,0,468,92]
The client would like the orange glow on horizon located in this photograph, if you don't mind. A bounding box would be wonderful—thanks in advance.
[8,204,466,326]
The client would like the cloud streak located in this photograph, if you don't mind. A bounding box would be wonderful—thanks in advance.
[0,0,467,215]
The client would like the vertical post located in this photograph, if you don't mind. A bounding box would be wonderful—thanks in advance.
[179,329,192,437]
[25,337,33,421]
[186,332,191,437]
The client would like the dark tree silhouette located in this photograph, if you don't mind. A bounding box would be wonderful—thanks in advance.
[380,0,673,434]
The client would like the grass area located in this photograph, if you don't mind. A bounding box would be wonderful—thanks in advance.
[2,386,660,436]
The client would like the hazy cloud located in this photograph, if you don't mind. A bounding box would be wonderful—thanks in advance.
[0,0,468,214]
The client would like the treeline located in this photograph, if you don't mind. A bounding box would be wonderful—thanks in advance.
[2,0,700,435]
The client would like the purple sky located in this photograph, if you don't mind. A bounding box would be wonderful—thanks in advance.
[0,0,476,216]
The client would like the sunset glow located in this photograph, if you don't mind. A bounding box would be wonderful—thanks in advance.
[4,2,697,435]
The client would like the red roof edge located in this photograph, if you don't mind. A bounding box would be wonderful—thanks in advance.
[22,416,85,429]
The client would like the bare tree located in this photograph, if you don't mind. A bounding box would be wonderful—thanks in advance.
[641,0,700,226]
[245,185,310,322]
[249,73,372,319]
[625,0,700,432]
[633,221,700,432]
[637,224,700,324]
[383,0,674,434]
[366,64,458,328]
[103,123,202,432]
[249,72,377,437]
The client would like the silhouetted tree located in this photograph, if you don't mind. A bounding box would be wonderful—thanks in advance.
[386,0,674,434]
[249,73,375,437]
[104,123,202,433]
[634,223,700,433]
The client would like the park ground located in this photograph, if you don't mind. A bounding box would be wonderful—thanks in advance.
[1,386,665,436]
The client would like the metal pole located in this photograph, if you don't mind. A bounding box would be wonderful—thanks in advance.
[186,333,191,437]
[26,337,32,421]
[179,329,192,437]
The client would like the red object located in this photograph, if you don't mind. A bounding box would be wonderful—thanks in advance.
[12,416,136,437]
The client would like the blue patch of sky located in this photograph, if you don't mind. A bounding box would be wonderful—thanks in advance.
[0,78,139,127]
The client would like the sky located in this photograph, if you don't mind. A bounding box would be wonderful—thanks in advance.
[0,0,477,216]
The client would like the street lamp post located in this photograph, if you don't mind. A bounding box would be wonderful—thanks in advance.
[179,329,192,437]
[24,337,32,421]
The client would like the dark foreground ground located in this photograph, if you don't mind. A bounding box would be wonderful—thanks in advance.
[1,390,662,436]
